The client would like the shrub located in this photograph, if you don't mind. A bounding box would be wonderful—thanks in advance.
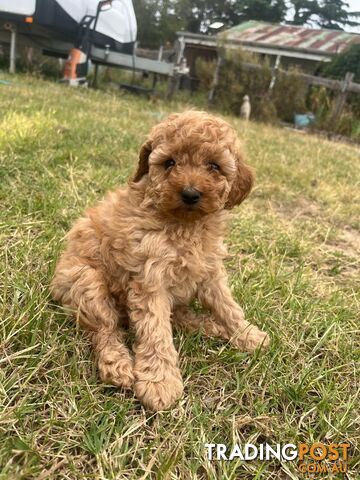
[252,96,278,123]
[212,48,274,121]
[319,44,360,83]
[271,67,308,121]
[195,57,216,91]
[200,48,307,124]
[316,44,360,139]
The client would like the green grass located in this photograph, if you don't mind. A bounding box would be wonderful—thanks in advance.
[0,73,359,479]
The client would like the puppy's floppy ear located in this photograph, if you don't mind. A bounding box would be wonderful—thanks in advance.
[225,145,254,209]
[132,139,152,182]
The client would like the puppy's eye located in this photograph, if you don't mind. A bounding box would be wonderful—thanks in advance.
[209,163,220,172]
[164,159,176,170]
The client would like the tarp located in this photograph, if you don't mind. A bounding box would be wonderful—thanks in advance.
[0,0,36,16]
[56,0,137,44]
[0,0,137,44]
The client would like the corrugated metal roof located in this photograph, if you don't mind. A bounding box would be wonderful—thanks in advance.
[222,21,360,55]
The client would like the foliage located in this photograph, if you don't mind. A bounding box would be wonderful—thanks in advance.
[288,0,321,25]
[210,49,274,120]
[309,85,332,119]
[316,0,360,29]
[0,45,62,78]
[251,95,278,122]
[202,51,308,123]
[195,51,359,139]
[195,57,217,91]
[132,0,184,48]
[174,0,241,34]
[271,68,308,120]
[319,43,360,82]
[308,84,360,138]
[314,44,360,136]
[239,0,287,23]
[288,0,360,29]
[174,0,287,34]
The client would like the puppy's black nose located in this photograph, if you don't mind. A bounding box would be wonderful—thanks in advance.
[181,187,201,205]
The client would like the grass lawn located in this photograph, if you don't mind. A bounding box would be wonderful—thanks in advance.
[0,73,359,479]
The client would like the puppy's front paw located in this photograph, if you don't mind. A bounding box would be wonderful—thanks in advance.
[98,349,134,389]
[232,326,270,353]
[134,366,183,411]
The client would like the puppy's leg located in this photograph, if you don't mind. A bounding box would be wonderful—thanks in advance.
[52,260,134,388]
[172,305,268,351]
[128,285,183,411]
[94,313,134,389]
[172,305,229,338]
[196,270,270,352]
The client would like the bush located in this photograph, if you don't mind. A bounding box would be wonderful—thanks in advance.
[199,49,307,124]
[211,48,275,121]
[252,96,278,123]
[319,44,360,83]
[316,44,360,139]
[0,45,63,78]
[271,68,308,121]
[308,86,360,141]
[195,57,216,91]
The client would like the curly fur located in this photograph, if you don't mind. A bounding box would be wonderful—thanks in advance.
[51,111,269,411]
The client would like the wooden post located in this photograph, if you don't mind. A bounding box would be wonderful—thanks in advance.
[93,63,99,88]
[330,72,354,127]
[175,36,185,65]
[166,38,185,100]
[166,74,178,100]
[152,46,163,90]
[9,25,17,74]
[268,54,281,96]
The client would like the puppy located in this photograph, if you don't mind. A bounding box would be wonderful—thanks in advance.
[51,111,269,411]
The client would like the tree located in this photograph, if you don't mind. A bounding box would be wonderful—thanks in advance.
[320,43,360,81]
[316,0,360,30]
[239,0,287,23]
[133,0,183,48]
[288,0,320,25]
[175,0,287,33]
[174,0,242,34]
[288,0,360,30]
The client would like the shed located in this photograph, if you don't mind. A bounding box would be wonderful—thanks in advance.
[177,21,360,82]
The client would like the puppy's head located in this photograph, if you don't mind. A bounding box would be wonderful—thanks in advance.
[130,111,254,219]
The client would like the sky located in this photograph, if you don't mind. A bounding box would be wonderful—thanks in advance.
[344,0,360,32]
[348,0,360,10]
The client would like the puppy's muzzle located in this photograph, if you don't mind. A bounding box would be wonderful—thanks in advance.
[181,187,201,205]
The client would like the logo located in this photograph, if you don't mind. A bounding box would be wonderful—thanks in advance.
[298,443,350,474]
[204,442,350,474]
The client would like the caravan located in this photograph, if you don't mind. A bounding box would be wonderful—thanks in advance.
[0,0,137,55]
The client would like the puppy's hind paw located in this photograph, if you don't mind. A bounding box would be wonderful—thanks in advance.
[232,326,270,353]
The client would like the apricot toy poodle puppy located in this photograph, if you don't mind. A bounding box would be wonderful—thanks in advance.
[51,111,269,411]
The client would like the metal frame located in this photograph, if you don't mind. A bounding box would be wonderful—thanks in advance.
[90,45,175,75]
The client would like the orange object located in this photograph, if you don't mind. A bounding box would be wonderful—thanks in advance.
[63,48,82,80]
[25,17,33,23]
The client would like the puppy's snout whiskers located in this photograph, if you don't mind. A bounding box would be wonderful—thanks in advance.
[181,187,202,206]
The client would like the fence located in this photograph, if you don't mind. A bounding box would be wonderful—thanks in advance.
[208,56,360,127]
